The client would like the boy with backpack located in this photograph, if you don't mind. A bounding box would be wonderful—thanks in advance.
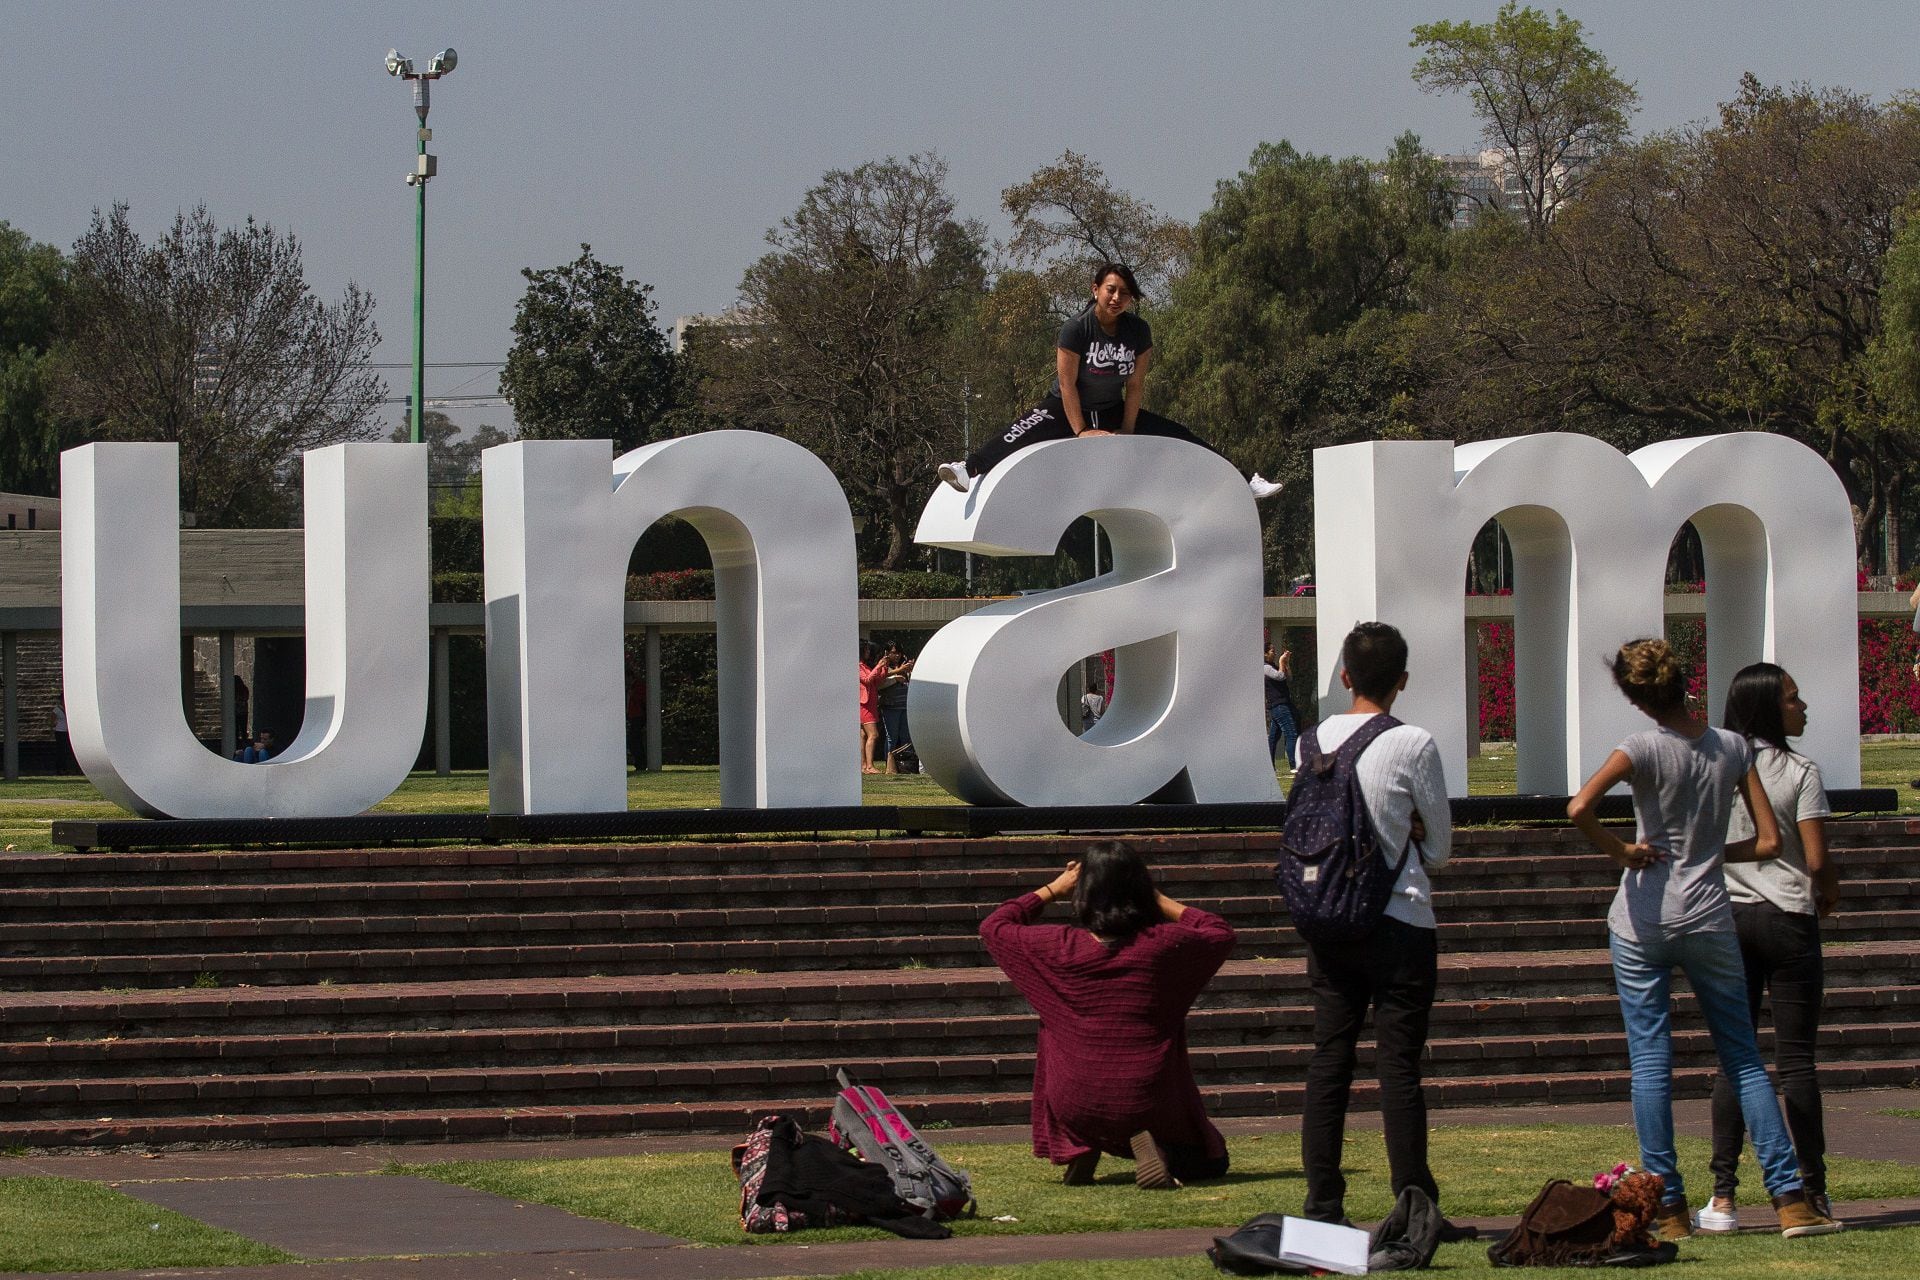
[1282,621,1466,1236]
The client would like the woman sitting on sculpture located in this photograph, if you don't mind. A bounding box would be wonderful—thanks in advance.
[936,262,1283,502]
[979,841,1235,1189]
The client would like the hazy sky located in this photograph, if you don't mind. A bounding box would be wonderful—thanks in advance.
[8,1,1920,436]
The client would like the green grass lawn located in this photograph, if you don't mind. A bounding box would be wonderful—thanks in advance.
[401,1124,1920,1249]
[0,741,1909,854]
[810,1230,1920,1280]
[0,1176,294,1273]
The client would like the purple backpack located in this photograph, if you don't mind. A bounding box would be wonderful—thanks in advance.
[1275,714,1411,944]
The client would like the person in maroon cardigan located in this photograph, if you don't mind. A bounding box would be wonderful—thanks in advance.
[979,841,1236,1189]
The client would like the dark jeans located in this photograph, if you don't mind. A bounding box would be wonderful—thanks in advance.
[881,704,910,758]
[1301,916,1441,1222]
[1267,702,1299,766]
[1709,901,1826,1197]
[963,396,1222,479]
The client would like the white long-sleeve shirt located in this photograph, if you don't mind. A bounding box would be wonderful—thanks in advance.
[1308,713,1453,929]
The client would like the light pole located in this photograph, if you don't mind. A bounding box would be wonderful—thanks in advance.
[384,47,457,444]
[961,380,976,590]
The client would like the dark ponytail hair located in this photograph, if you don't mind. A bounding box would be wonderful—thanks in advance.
[1071,840,1159,944]
[1723,661,1793,753]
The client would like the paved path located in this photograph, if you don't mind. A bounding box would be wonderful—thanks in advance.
[10,1090,1920,1280]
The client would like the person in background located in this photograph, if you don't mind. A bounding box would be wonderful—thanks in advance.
[625,658,648,772]
[1568,638,1837,1240]
[879,643,914,774]
[980,842,1235,1190]
[1263,645,1298,768]
[1080,678,1106,733]
[1696,663,1843,1233]
[858,641,889,774]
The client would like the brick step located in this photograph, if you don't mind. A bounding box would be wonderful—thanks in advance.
[11,1019,1920,1122]
[18,852,1920,921]
[6,908,1917,989]
[7,1060,1920,1150]
[11,984,1917,1080]
[7,945,1920,1041]
[6,881,1916,959]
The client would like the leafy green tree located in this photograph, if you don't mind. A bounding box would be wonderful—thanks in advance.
[708,153,986,568]
[1412,3,1638,237]
[54,204,383,526]
[500,245,679,453]
[0,222,70,494]
[1425,78,1920,567]
[387,409,513,489]
[1153,135,1455,584]
[1001,151,1193,314]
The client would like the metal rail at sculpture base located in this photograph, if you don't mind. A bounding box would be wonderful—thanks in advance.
[47,789,1900,851]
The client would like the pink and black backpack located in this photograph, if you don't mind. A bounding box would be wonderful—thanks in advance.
[827,1069,976,1221]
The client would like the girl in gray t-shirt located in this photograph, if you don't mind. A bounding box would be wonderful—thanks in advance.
[1568,639,1835,1237]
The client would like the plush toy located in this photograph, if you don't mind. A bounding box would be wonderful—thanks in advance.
[1606,1171,1666,1251]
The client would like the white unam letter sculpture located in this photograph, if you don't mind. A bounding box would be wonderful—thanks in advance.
[911,436,1279,805]
[61,442,430,818]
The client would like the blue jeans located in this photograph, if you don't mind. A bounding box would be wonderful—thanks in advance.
[1610,928,1802,1203]
[1267,702,1299,766]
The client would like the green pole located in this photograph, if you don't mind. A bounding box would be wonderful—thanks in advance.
[412,127,427,445]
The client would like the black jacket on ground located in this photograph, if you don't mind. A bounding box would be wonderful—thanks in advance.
[758,1115,951,1240]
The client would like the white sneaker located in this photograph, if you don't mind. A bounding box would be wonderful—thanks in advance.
[1248,473,1284,501]
[1693,1198,1739,1233]
[937,461,972,493]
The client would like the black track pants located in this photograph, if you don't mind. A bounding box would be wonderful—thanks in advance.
[962,396,1223,479]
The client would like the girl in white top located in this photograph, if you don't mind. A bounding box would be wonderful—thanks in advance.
[1698,663,1841,1232]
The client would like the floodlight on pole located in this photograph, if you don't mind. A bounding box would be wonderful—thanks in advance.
[384,46,457,445]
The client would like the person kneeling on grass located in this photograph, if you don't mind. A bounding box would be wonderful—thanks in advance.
[979,841,1234,1190]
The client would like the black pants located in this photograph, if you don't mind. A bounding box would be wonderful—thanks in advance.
[1300,916,1441,1222]
[1709,901,1825,1196]
[962,395,1222,479]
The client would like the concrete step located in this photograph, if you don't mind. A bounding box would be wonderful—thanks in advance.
[7,1058,1920,1150]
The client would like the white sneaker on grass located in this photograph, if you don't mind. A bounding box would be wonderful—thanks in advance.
[937,461,972,493]
[1248,473,1284,501]
[1694,1197,1739,1233]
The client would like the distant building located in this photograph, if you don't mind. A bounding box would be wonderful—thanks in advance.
[669,309,758,356]
[1435,143,1596,230]
[0,492,58,531]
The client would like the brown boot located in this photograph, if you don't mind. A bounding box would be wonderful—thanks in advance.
[1062,1151,1100,1185]
[1774,1191,1842,1238]
[1129,1130,1181,1190]
[1654,1199,1693,1241]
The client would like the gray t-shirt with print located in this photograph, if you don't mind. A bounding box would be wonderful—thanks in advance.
[1725,744,1831,916]
[1050,308,1151,411]
[1606,725,1752,942]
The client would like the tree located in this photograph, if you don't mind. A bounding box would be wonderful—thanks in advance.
[499,246,679,454]
[387,409,514,489]
[708,153,986,568]
[53,204,383,526]
[1001,151,1193,313]
[1421,78,1920,567]
[0,222,69,494]
[1151,135,1456,584]
[1411,3,1638,237]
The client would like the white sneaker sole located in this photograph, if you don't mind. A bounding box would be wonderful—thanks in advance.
[937,464,969,494]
